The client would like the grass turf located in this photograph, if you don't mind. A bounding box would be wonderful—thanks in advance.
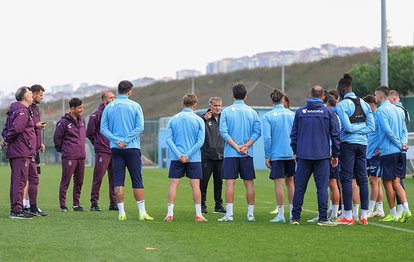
[0,165,413,261]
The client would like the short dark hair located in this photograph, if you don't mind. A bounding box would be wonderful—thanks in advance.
[69,98,83,108]
[327,97,337,107]
[118,80,133,94]
[183,94,198,107]
[328,90,339,100]
[337,73,353,98]
[363,94,376,104]
[233,84,247,100]
[311,86,325,99]
[270,89,284,103]
[375,85,389,97]
[30,84,45,93]
[15,86,31,101]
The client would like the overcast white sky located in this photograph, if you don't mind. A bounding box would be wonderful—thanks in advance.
[0,0,412,93]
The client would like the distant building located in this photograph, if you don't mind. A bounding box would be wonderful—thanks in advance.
[51,84,74,94]
[206,44,372,75]
[176,69,201,80]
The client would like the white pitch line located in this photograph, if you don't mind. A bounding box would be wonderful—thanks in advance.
[302,208,414,234]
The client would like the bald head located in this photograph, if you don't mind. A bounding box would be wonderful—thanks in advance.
[102,91,115,106]
[311,86,325,99]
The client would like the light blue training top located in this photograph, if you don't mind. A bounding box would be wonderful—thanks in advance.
[166,108,205,162]
[335,92,375,145]
[262,104,295,160]
[376,100,407,156]
[220,100,261,158]
[366,111,380,159]
[101,95,144,149]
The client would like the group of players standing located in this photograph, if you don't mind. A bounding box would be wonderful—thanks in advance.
[1,75,411,225]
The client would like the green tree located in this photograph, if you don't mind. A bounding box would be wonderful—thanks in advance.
[350,47,414,97]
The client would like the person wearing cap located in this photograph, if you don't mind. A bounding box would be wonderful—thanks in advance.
[2,86,36,219]
[54,98,87,212]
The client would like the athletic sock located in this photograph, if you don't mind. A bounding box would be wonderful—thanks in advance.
[344,210,352,220]
[195,204,202,217]
[376,202,384,213]
[117,203,125,215]
[332,205,339,218]
[136,200,146,216]
[368,200,376,213]
[226,203,233,217]
[403,202,410,212]
[277,205,284,219]
[397,204,403,216]
[23,199,30,209]
[390,207,397,217]
[361,209,368,220]
[247,205,254,217]
[167,203,174,216]
[329,200,333,210]
[352,204,359,219]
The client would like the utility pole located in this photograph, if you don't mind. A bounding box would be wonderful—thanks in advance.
[281,63,285,93]
[191,74,195,94]
[380,0,388,86]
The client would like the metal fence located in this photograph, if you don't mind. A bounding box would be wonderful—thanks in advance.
[0,118,158,167]
[1,115,414,175]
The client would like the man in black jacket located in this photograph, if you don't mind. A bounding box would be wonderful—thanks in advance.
[200,97,226,214]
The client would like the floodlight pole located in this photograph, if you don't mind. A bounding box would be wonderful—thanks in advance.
[380,0,388,86]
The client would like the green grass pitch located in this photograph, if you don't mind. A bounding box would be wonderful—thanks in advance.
[0,165,413,261]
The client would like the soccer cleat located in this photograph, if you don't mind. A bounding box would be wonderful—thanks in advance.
[214,205,226,214]
[247,215,255,222]
[138,213,154,221]
[10,212,33,219]
[218,215,233,222]
[359,218,368,225]
[329,216,338,223]
[90,205,101,211]
[109,204,119,211]
[270,216,286,223]
[118,213,127,221]
[164,215,174,222]
[30,209,48,217]
[73,206,85,212]
[201,206,208,214]
[195,216,208,222]
[317,220,337,227]
[373,210,385,218]
[270,208,278,214]
[367,212,375,218]
[60,206,68,212]
[398,210,412,223]
[290,220,300,225]
[327,209,333,218]
[380,214,398,222]
[337,217,355,225]
[306,216,319,223]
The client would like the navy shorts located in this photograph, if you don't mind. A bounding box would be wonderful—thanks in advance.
[399,153,407,179]
[222,157,255,180]
[168,161,202,179]
[367,156,381,177]
[269,160,295,179]
[111,148,143,188]
[330,165,339,179]
[380,153,404,181]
